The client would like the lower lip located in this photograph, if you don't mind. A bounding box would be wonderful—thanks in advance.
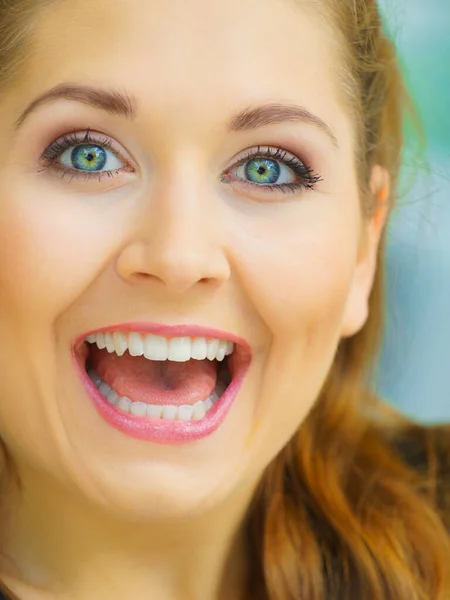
[73,351,249,445]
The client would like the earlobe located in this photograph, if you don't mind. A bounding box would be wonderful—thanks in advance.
[340,166,390,339]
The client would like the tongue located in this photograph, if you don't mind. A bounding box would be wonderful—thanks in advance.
[90,347,218,406]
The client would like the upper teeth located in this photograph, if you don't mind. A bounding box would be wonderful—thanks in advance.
[85,332,235,362]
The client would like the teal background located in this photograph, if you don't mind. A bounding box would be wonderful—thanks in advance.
[375,1,450,422]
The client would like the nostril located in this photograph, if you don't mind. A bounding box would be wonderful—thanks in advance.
[131,272,160,283]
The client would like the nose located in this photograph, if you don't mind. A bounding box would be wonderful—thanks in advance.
[116,187,231,295]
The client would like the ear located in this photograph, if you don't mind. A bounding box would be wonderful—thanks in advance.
[340,165,390,338]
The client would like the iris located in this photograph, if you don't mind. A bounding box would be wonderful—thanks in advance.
[71,145,107,172]
[245,159,280,185]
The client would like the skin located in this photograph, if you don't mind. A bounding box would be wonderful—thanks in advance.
[0,0,389,598]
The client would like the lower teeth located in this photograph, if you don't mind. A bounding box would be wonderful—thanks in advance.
[87,369,228,422]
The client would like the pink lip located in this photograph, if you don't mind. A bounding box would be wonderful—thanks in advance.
[72,322,252,445]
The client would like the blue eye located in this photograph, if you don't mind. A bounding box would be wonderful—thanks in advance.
[66,145,107,172]
[60,143,123,173]
[242,158,283,185]
[224,146,322,195]
[41,130,130,181]
[41,133,321,194]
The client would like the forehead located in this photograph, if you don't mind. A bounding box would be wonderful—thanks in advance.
[21,0,347,140]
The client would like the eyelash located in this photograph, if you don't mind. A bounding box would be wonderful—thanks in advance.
[39,130,130,183]
[39,131,323,193]
[222,145,322,194]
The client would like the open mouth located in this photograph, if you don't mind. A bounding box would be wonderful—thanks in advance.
[74,326,251,443]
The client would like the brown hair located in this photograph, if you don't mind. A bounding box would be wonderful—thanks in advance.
[0,1,449,600]
[247,2,450,599]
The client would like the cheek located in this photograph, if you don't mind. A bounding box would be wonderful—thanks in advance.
[0,179,124,324]
[230,206,359,464]
[230,205,358,354]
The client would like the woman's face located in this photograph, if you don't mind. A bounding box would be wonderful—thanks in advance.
[0,0,384,519]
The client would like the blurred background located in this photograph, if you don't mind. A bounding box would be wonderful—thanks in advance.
[374,0,450,422]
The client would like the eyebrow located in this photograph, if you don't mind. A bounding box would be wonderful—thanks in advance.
[14,83,137,128]
[14,83,339,148]
[228,103,338,148]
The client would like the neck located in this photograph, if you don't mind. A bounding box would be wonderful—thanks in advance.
[0,465,258,600]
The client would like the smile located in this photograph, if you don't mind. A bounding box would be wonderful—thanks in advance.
[73,324,252,444]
